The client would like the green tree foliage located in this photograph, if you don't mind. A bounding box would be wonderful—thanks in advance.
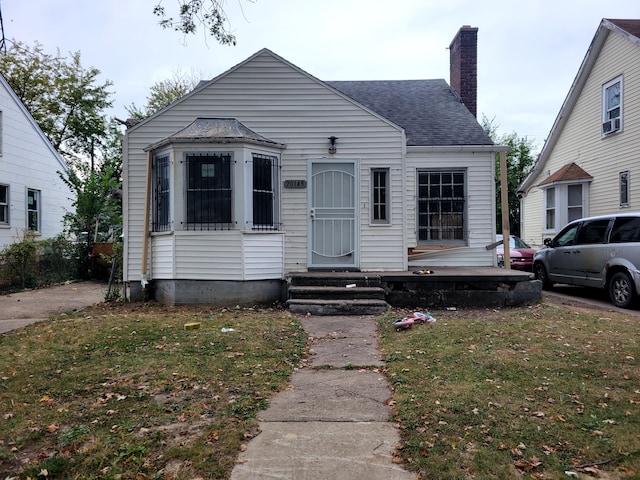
[0,40,114,163]
[59,148,122,277]
[482,116,537,237]
[1,40,123,279]
[153,0,243,44]
[125,68,202,120]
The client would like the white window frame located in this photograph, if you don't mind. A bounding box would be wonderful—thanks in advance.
[620,170,630,208]
[602,76,623,136]
[250,153,280,230]
[545,187,555,231]
[152,153,171,232]
[0,184,8,226]
[542,181,590,234]
[27,188,40,232]
[416,168,467,245]
[371,168,390,225]
[183,152,234,230]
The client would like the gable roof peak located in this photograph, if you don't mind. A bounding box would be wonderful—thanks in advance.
[604,18,640,40]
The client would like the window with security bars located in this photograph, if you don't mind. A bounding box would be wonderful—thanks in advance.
[371,168,389,224]
[185,153,232,230]
[153,154,171,231]
[417,170,465,243]
[252,154,279,230]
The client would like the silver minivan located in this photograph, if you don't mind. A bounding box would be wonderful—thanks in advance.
[533,213,640,308]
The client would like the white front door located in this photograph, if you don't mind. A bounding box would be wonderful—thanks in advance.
[308,160,358,269]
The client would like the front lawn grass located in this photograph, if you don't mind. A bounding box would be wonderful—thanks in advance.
[0,303,306,479]
[379,303,640,480]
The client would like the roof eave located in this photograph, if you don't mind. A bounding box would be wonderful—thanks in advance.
[145,137,287,152]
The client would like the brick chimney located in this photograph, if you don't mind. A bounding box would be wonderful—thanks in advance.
[449,25,478,117]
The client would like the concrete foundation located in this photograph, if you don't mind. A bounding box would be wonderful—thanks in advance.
[128,279,284,306]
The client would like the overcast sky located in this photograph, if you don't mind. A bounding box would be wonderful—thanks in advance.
[3,0,640,150]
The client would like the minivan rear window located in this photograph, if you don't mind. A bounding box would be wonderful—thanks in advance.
[610,216,640,243]
[576,219,609,244]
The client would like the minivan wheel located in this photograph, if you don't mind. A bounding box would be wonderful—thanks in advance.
[534,263,552,290]
[609,271,636,309]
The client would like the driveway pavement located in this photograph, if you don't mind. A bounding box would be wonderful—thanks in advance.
[0,281,106,334]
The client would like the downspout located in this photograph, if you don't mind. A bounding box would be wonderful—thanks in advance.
[141,151,152,288]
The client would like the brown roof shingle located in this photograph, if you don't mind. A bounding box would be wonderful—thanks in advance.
[538,162,593,186]
[606,19,640,39]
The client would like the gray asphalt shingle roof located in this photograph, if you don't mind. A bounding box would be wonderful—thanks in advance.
[328,79,493,147]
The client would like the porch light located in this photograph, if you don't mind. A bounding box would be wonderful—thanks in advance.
[328,136,338,154]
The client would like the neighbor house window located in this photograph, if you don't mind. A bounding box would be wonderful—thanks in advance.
[543,182,589,232]
[153,154,171,232]
[0,184,8,225]
[567,184,583,222]
[371,168,390,224]
[417,169,466,244]
[620,171,630,207]
[602,76,622,134]
[27,188,40,232]
[252,153,279,229]
[545,187,556,230]
[185,153,232,229]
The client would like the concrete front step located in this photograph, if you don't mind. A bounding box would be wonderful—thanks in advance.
[288,273,383,288]
[288,285,386,300]
[286,299,389,316]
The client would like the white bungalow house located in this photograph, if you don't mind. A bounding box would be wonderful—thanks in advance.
[518,19,640,248]
[123,26,501,305]
[0,74,73,250]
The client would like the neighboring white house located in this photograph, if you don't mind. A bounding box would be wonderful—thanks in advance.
[518,19,640,248]
[0,74,73,250]
[123,27,501,305]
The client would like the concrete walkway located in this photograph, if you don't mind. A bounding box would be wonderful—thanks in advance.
[230,315,416,480]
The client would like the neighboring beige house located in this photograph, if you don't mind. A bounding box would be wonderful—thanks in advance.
[123,27,501,305]
[0,74,73,250]
[518,19,640,248]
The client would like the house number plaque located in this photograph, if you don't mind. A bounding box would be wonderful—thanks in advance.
[284,180,307,189]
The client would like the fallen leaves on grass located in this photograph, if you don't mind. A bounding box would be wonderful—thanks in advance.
[514,456,543,472]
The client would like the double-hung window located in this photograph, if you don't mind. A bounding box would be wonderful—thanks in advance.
[417,169,466,244]
[543,183,588,232]
[185,153,232,229]
[602,76,622,135]
[371,168,390,224]
[0,184,8,225]
[252,154,279,229]
[545,187,556,230]
[620,171,630,208]
[27,189,40,232]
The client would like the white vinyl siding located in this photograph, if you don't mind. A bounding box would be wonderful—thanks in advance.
[521,29,640,248]
[407,148,496,267]
[124,50,406,281]
[0,78,73,249]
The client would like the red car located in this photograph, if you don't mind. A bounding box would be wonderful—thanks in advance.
[496,235,535,271]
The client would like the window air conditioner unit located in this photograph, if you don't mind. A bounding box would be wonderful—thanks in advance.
[603,118,621,135]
